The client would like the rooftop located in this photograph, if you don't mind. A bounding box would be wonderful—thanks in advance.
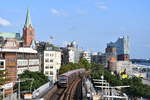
[45,43,60,51]
[0,32,21,39]
[0,47,37,53]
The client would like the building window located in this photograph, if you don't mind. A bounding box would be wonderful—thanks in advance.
[45,66,49,69]
[45,53,49,57]
[50,66,53,69]
[50,54,54,56]
[50,71,53,75]
[0,61,4,68]
[50,59,53,62]
[45,71,49,75]
[45,59,49,62]
[57,69,59,73]
[0,61,4,66]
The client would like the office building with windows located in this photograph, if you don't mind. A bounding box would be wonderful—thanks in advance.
[42,43,61,82]
[115,36,130,61]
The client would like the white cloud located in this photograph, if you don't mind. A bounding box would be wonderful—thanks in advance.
[144,44,150,48]
[0,17,11,27]
[50,8,68,16]
[68,25,77,31]
[97,2,105,5]
[77,9,88,15]
[96,2,108,10]
[97,5,108,9]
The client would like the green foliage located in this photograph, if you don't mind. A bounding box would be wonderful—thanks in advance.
[122,77,150,98]
[59,58,91,74]
[20,70,49,92]
[91,64,122,86]
[90,63,150,98]
[0,70,7,86]
[79,58,91,70]
[104,70,123,86]
[0,94,2,100]
[60,60,150,98]
[90,63,104,78]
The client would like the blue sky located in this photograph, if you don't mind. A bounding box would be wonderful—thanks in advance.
[0,0,150,59]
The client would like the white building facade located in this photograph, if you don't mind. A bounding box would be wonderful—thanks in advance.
[67,41,83,63]
[43,50,61,82]
[68,49,75,63]
[81,51,91,63]
[116,61,132,75]
[17,59,40,74]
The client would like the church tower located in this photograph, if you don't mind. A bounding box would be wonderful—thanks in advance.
[23,9,35,47]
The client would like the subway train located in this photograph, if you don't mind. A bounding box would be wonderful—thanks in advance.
[57,69,86,88]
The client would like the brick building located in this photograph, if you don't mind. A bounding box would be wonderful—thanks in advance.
[0,9,39,95]
[23,9,35,47]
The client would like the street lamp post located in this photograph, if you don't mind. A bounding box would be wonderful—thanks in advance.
[101,75,104,94]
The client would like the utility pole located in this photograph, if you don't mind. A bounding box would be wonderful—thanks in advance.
[101,75,104,94]
[16,78,34,100]
[3,88,5,99]
[18,79,20,100]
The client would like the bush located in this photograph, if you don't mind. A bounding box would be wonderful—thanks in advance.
[20,70,49,92]
[90,63,150,98]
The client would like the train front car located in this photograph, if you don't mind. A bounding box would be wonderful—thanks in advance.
[79,69,86,77]
[57,75,68,88]
[57,69,86,88]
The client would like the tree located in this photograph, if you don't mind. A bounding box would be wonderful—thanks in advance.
[90,63,150,98]
[79,58,91,70]
[122,77,150,98]
[59,58,91,74]
[90,63,104,79]
[0,70,8,100]
[0,70,7,85]
[20,70,49,92]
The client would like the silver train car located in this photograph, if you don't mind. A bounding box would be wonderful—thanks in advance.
[57,69,85,88]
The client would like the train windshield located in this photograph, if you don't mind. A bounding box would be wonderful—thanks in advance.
[60,79,66,81]
[59,77,67,83]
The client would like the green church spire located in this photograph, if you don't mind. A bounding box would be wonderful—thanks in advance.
[24,8,32,28]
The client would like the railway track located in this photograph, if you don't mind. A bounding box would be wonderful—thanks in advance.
[60,71,90,100]
[44,78,81,100]
[60,79,81,100]
[43,71,90,100]
[49,88,65,100]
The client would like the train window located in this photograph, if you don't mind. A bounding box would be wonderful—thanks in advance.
[59,78,66,81]
[59,77,67,81]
